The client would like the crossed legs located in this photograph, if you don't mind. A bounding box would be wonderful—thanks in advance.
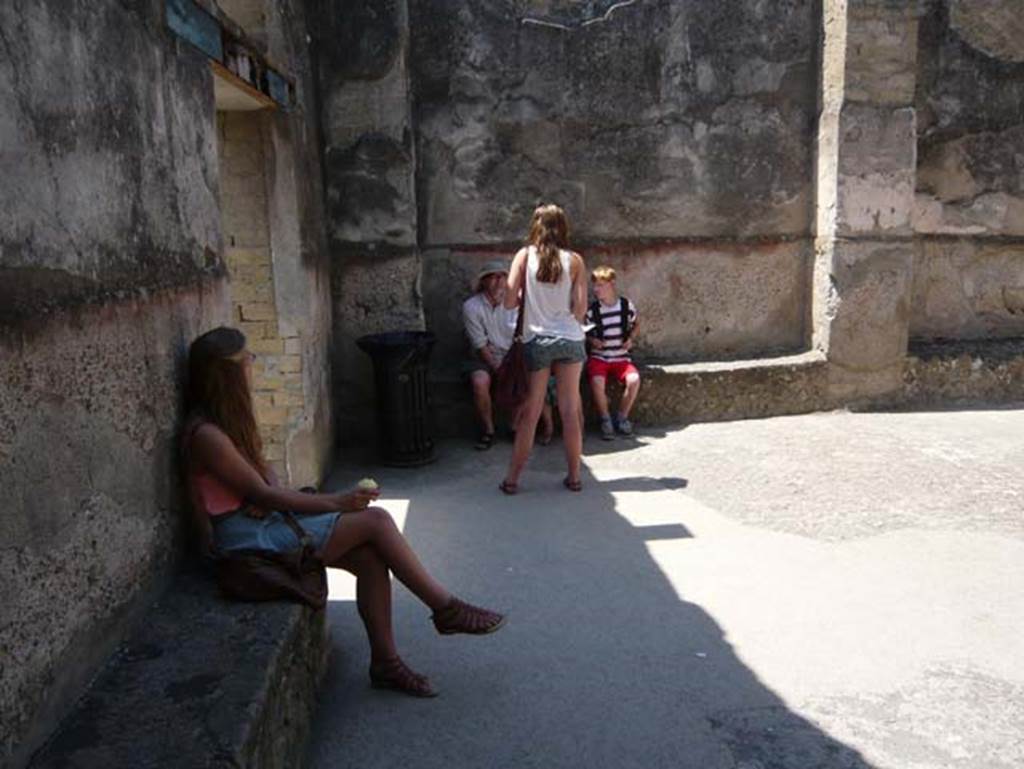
[320,507,503,696]
[320,507,450,615]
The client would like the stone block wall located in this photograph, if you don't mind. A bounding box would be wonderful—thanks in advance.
[911,0,1024,344]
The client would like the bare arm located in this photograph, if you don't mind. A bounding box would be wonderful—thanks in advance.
[570,251,587,323]
[504,248,528,310]
[190,424,378,513]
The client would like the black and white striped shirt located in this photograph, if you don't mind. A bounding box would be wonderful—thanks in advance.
[585,296,637,362]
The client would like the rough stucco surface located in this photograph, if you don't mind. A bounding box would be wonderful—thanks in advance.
[423,241,809,375]
[409,0,817,245]
[0,286,228,766]
[311,0,417,250]
[0,1,232,762]
[911,240,1024,342]
[915,2,1024,237]
[263,0,339,487]
[332,251,425,445]
[903,337,1024,406]
[631,352,830,426]
[0,1,223,325]
[912,2,1024,342]
[316,0,820,444]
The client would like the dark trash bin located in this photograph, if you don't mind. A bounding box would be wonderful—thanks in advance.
[356,330,437,467]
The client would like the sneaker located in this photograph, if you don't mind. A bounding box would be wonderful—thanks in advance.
[615,416,633,436]
[600,418,616,441]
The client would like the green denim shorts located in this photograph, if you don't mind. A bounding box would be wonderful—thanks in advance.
[524,336,586,372]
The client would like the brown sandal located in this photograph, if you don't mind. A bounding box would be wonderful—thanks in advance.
[369,656,437,698]
[563,477,583,492]
[499,480,518,495]
[432,597,507,636]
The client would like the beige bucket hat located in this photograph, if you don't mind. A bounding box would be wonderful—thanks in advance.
[473,259,510,293]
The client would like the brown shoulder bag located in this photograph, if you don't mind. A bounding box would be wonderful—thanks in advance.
[213,509,328,610]
[494,262,529,411]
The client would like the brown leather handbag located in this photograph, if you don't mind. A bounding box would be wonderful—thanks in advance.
[494,264,529,411]
[213,510,328,610]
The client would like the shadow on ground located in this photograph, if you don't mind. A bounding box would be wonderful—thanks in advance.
[309,440,874,769]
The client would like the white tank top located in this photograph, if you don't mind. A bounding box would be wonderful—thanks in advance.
[522,246,584,342]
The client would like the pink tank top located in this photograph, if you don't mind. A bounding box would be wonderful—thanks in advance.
[183,417,245,517]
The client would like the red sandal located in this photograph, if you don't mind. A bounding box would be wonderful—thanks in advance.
[369,656,437,698]
[432,597,507,636]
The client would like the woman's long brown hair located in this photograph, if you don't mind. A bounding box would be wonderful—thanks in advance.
[187,327,267,478]
[527,204,570,284]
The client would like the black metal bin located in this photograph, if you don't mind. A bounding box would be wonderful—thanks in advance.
[356,330,436,467]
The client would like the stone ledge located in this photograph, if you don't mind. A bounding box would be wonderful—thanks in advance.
[422,342,1024,445]
[28,562,328,769]
[421,351,831,441]
[902,337,1024,406]
[632,351,830,424]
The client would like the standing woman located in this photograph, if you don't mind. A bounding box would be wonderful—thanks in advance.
[183,327,505,698]
[500,204,588,494]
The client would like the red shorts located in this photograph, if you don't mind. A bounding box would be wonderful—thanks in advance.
[586,357,639,383]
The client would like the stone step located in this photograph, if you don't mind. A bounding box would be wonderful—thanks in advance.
[631,350,830,424]
[422,340,1024,444]
[27,563,327,769]
[903,337,1024,406]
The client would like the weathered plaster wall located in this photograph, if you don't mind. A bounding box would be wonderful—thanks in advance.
[261,0,336,485]
[313,0,1024,442]
[310,0,425,446]
[911,0,1024,343]
[911,240,1024,342]
[424,241,809,375]
[2,1,220,762]
[0,1,222,326]
[410,0,816,244]
[316,0,818,441]
[3,0,333,759]
[0,289,227,767]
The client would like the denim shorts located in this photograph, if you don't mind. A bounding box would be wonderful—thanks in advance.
[524,336,587,372]
[212,509,341,553]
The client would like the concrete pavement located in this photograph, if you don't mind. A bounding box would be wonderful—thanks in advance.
[309,407,1024,768]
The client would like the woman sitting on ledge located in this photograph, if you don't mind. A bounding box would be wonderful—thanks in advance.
[182,327,505,698]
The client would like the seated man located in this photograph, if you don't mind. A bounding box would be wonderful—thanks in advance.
[585,265,641,439]
[463,261,554,449]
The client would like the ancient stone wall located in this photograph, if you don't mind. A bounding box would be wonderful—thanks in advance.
[316,0,820,440]
[0,0,333,761]
[259,0,336,486]
[0,2,227,761]
[911,0,1024,343]
[412,0,818,365]
[315,0,1024,440]
[309,0,426,446]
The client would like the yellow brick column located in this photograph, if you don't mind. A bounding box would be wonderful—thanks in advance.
[218,112,309,482]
